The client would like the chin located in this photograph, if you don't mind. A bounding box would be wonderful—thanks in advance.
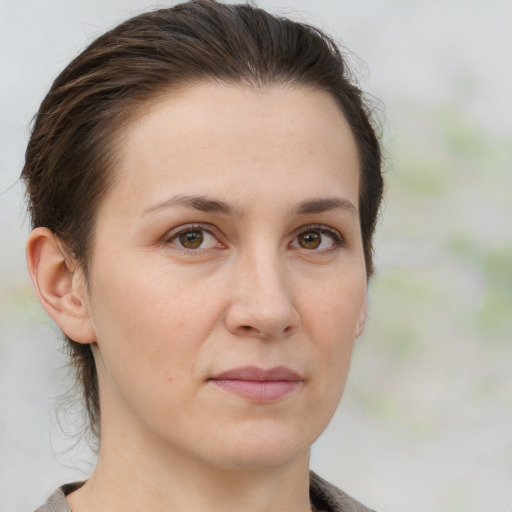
[201,421,317,471]
[214,445,310,472]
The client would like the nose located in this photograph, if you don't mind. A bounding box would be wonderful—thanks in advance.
[224,252,300,340]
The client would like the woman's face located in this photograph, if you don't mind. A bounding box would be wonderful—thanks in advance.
[84,83,367,470]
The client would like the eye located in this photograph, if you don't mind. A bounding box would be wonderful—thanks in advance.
[167,226,221,251]
[291,226,343,251]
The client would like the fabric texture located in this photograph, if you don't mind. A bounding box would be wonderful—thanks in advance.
[309,472,376,512]
[34,482,83,512]
[34,471,376,512]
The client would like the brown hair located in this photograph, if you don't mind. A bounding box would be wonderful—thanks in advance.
[21,0,383,441]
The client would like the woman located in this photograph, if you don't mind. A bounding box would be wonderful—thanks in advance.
[23,1,383,511]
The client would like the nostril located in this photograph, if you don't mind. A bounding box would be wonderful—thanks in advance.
[236,324,295,338]
[235,325,264,337]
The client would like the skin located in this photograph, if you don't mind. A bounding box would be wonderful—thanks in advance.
[27,83,367,512]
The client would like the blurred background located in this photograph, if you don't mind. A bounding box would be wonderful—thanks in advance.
[0,1,510,510]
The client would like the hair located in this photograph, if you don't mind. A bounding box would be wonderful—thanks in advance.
[21,0,383,442]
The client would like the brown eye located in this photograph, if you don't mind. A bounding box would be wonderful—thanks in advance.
[170,227,220,251]
[179,230,204,249]
[297,231,321,249]
[292,226,342,252]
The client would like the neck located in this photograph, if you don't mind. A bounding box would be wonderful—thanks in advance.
[66,425,313,512]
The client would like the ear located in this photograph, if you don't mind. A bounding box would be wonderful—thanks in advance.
[26,227,96,344]
[354,294,367,339]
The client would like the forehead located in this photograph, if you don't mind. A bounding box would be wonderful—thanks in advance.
[105,82,360,213]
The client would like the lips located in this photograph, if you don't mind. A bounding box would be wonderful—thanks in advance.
[209,366,303,402]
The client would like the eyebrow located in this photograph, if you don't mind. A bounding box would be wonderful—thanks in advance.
[142,194,358,218]
[142,194,237,216]
[295,197,358,216]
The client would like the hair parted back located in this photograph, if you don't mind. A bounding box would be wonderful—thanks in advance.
[22,0,383,442]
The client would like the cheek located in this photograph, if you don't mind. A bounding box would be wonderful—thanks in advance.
[299,269,365,386]
[87,258,223,386]
[90,254,219,338]
[87,263,226,427]
[301,269,366,339]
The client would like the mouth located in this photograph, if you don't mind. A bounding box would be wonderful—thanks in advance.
[208,366,303,402]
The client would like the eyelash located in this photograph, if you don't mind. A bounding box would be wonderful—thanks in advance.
[162,224,223,254]
[162,223,345,253]
[291,224,345,251]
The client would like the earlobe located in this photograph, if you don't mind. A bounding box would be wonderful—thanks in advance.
[26,227,96,344]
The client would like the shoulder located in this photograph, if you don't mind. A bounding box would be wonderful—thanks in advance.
[34,482,84,512]
[310,471,377,512]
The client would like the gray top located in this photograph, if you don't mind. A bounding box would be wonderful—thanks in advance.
[35,471,376,512]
